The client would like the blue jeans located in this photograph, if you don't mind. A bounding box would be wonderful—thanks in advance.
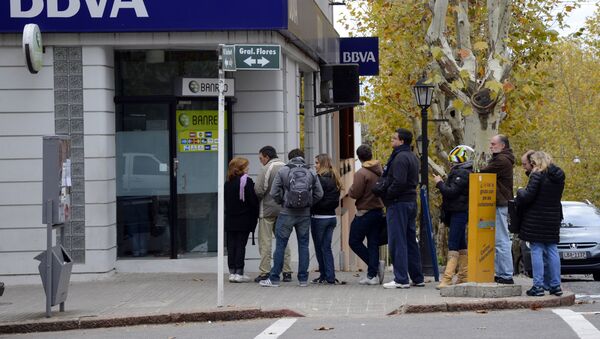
[270,214,311,283]
[387,201,424,284]
[530,242,561,288]
[495,207,513,279]
[448,212,468,251]
[349,209,382,278]
[311,217,337,282]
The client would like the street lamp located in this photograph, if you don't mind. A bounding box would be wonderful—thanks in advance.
[413,78,435,276]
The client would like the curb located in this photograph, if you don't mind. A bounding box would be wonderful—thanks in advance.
[0,308,303,335]
[388,292,575,315]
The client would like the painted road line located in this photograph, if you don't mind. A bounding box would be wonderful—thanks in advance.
[553,309,600,339]
[255,318,298,339]
[575,294,600,299]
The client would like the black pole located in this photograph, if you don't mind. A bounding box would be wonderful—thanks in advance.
[419,106,434,276]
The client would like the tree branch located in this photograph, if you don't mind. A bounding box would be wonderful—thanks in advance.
[487,0,512,81]
[426,0,461,78]
[455,1,477,81]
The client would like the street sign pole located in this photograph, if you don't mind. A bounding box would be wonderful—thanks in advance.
[217,44,225,308]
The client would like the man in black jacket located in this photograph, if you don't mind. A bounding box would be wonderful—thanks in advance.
[381,128,424,289]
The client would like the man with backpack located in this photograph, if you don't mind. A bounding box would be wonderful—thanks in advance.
[260,149,323,287]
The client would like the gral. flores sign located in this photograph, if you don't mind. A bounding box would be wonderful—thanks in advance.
[22,23,43,74]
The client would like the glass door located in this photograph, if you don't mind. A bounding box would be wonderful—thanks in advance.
[174,99,230,257]
[115,102,172,258]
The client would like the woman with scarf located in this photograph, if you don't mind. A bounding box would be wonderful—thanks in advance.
[225,157,259,283]
[310,154,342,284]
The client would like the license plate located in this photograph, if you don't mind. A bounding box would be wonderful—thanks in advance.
[561,251,587,260]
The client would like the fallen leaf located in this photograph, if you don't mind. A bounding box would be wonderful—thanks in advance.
[530,304,542,311]
[315,326,334,331]
[353,274,360,277]
[168,337,176,339]
[193,278,203,282]
[476,310,488,314]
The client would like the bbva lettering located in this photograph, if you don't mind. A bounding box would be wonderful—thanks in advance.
[342,51,376,63]
[10,0,149,18]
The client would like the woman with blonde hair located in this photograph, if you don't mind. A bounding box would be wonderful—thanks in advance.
[517,151,565,296]
[225,157,259,283]
[310,154,343,284]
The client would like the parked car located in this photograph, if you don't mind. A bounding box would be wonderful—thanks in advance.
[512,201,600,281]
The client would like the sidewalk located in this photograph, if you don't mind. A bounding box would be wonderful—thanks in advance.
[0,271,574,334]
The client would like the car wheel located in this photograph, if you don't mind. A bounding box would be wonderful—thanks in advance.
[594,272,600,281]
[517,256,531,277]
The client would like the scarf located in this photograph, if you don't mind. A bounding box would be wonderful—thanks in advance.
[239,174,248,202]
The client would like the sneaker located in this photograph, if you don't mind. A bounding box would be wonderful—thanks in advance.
[549,286,563,296]
[383,281,410,289]
[236,274,251,283]
[254,274,269,283]
[411,281,425,287]
[259,278,280,287]
[282,272,293,282]
[358,276,370,285]
[526,286,545,297]
[311,277,325,284]
[229,274,238,283]
[494,276,515,285]
[378,260,385,285]
[298,281,308,287]
[362,276,379,285]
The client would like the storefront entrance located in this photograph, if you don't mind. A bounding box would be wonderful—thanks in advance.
[114,50,232,259]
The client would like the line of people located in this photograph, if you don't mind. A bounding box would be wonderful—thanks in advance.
[224,130,565,295]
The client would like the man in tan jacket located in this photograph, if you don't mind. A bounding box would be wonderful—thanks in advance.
[254,146,292,283]
[348,145,385,285]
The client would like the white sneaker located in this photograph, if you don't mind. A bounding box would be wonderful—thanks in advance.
[229,274,238,283]
[236,274,251,283]
[365,276,379,285]
[358,276,370,285]
[383,280,410,289]
[259,278,280,287]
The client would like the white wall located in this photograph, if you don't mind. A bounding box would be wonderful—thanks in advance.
[0,47,55,276]
[79,46,117,274]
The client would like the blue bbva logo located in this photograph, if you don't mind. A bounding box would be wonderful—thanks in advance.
[9,0,149,18]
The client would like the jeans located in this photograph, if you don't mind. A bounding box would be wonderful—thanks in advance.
[530,242,561,288]
[258,217,292,275]
[269,214,311,283]
[387,201,424,284]
[349,209,382,278]
[448,211,468,251]
[495,207,513,279]
[311,217,337,282]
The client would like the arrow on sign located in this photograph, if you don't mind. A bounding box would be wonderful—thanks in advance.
[243,56,271,67]
[244,57,256,66]
[257,57,270,67]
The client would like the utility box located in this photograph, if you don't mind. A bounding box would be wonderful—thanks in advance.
[34,246,73,306]
[42,136,72,225]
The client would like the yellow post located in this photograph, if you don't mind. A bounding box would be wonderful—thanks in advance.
[467,173,496,282]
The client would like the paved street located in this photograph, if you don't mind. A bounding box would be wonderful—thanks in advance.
[4,305,600,339]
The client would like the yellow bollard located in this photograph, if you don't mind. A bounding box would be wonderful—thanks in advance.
[467,173,496,283]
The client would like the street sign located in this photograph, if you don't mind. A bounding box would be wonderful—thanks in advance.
[222,45,236,72]
[235,45,280,70]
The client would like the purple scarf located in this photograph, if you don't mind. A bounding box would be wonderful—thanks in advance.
[239,174,248,202]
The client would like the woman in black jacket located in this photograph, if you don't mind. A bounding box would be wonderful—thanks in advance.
[225,157,259,283]
[433,145,473,289]
[517,151,565,297]
[310,154,342,284]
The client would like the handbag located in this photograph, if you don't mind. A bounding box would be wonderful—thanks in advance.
[507,199,520,234]
[371,175,390,198]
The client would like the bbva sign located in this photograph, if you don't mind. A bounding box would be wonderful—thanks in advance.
[339,37,379,76]
[9,0,149,18]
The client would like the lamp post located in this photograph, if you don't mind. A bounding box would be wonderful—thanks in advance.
[413,78,435,276]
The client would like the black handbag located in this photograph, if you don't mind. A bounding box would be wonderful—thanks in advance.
[371,175,390,198]
[507,199,520,234]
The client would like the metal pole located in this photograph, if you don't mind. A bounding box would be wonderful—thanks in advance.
[59,225,65,312]
[217,44,225,307]
[419,106,434,276]
[45,200,52,318]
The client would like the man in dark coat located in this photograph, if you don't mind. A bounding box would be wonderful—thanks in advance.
[381,128,424,289]
[481,134,515,284]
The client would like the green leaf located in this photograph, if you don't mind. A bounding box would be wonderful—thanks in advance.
[452,100,465,111]
[484,80,503,95]
[459,69,471,80]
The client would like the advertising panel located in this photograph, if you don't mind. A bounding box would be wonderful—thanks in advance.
[177,110,226,153]
[467,173,497,283]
